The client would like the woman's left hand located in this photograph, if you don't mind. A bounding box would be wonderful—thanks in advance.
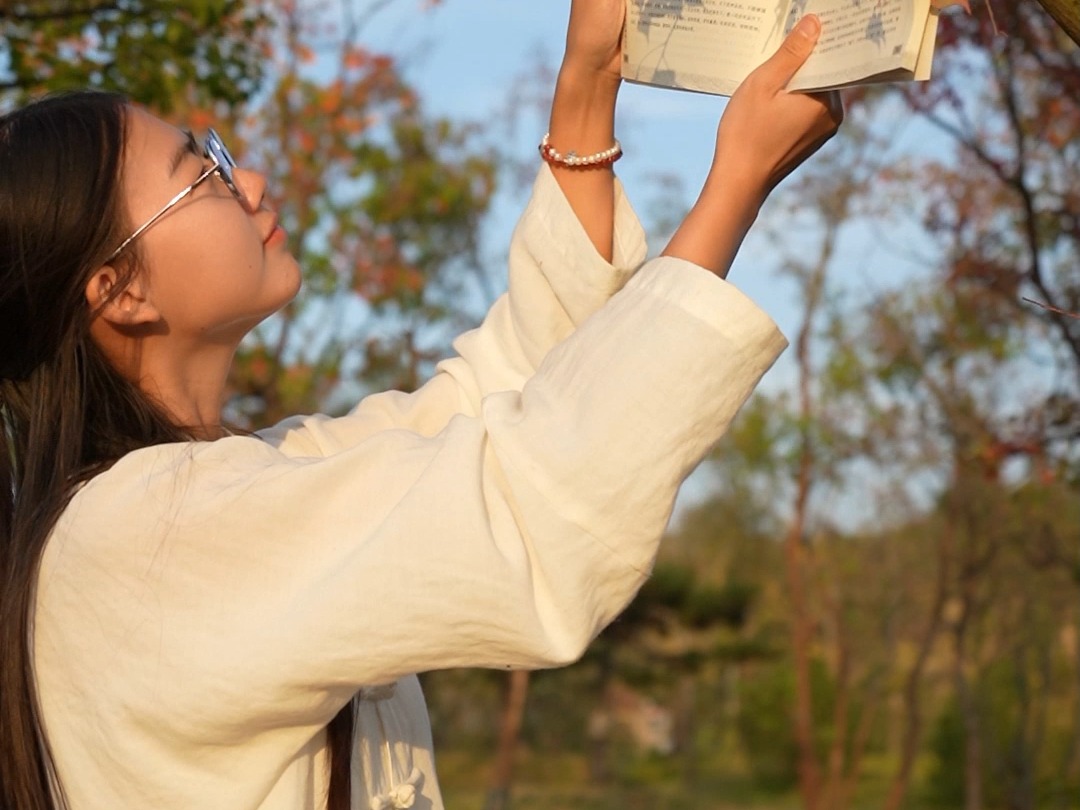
[561,0,625,83]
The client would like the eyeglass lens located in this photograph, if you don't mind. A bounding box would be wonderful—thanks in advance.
[205,129,243,203]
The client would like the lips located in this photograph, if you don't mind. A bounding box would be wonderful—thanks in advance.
[262,214,280,244]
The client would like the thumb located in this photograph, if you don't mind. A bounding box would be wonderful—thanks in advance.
[765,14,821,89]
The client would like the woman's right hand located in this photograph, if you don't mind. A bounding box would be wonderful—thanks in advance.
[661,15,842,278]
[713,15,843,198]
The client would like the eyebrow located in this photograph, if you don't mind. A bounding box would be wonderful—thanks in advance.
[168,129,199,177]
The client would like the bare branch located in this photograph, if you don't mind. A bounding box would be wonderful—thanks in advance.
[1022,297,1080,319]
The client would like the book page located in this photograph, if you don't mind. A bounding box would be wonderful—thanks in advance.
[785,0,930,91]
[913,9,940,80]
[623,0,779,96]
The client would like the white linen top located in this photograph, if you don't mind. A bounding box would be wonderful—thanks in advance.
[34,166,787,810]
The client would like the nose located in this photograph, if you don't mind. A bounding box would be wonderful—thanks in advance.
[233,166,268,213]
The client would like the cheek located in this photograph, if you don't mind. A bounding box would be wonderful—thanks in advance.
[147,223,268,325]
[170,237,259,290]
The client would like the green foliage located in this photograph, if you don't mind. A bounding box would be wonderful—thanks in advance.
[421,668,505,750]
[684,581,757,630]
[611,749,682,788]
[712,637,781,664]
[735,660,836,791]
[925,652,1080,809]
[522,667,593,752]
[923,700,967,808]
[616,563,759,640]
[646,563,696,606]
[723,395,790,475]
[0,1,270,110]
[735,663,799,791]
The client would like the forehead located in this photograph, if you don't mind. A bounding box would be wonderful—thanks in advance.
[123,107,189,182]
[121,107,193,213]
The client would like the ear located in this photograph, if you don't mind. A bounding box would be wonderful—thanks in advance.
[85,265,161,327]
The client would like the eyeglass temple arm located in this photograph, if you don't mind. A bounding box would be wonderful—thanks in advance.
[105,164,218,262]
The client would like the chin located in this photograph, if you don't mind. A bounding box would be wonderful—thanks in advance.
[243,288,302,335]
[280,255,303,301]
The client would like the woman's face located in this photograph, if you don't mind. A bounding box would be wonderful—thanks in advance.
[119,107,301,344]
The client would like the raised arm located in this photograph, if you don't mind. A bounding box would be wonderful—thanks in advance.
[546,0,626,261]
[663,15,844,277]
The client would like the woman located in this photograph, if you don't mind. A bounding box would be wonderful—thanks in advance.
[0,1,840,808]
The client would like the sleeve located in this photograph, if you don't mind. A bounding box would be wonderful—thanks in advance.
[44,258,787,751]
[259,165,648,454]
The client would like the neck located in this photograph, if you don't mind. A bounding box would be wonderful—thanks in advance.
[138,357,234,439]
[92,323,237,440]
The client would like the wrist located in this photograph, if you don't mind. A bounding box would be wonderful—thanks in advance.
[703,158,769,213]
[548,73,620,161]
[662,171,765,277]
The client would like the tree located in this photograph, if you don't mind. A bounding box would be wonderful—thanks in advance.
[3,0,493,419]
[894,2,1080,375]
[735,108,898,810]
[0,0,270,110]
[222,10,497,422]
[865,278,1080,809]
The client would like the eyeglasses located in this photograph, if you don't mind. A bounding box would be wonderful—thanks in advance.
[105,128,244,262]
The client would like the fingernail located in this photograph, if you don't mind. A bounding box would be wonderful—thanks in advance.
[796,14,820,39]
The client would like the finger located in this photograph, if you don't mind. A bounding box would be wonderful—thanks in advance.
[764,14,821,91]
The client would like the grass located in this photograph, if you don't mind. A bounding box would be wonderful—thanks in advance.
[438,748,806,810]
[435,747,1080,810]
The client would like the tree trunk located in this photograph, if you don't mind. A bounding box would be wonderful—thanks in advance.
[1009,607,1053,810]
[674,674,698,786]
[1069,595,1080,806]
[784,370,822,810]
[484,670,530,810]
[953,612,984,810]
[1032,0,1080,46]
[820,594,851,810]
[883,523,950,810]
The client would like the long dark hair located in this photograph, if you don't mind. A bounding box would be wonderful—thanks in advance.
[0,92,353,810]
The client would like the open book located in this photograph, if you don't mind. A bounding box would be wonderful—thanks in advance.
[623,0,947,96]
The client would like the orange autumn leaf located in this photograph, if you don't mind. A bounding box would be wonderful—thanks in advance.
[188,107,214,131]
[319,84,342,114]
[344,49,368,70]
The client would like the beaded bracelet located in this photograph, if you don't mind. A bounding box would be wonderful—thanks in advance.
[538,133,623,169]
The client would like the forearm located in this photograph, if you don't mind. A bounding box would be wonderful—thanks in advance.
[663,14,841,279]
[661,166,767,279]
[547,63,621,261]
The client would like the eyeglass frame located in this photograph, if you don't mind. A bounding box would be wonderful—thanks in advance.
[105,128,244,262]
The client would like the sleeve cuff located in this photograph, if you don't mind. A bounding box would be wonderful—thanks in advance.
[622,256,790,351]
[514,165,648,324]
